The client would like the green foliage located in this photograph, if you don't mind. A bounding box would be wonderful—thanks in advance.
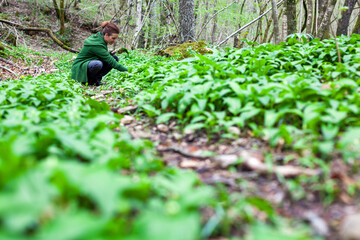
[0,71,215,239]
[122,35,360,163]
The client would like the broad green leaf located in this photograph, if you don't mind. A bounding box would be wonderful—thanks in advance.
[224,97,242,115]
[157,113,176,124]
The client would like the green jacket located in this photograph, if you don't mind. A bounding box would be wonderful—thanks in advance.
[71,32,128,83]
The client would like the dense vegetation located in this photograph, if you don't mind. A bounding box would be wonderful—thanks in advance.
[2,34,360,239]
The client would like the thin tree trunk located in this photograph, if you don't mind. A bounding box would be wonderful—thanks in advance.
[59,0,65,35]
[299,0,303,33]
[255,0,265,43]
[211,0,218,44]
[282,6,288,41]
[234,0,246,47]
[179,0,196,43]
[306,0,313,33]
[150,0,158,47]
[286,0,297,35]
[271,0,280,44]
[336,0,357,36]
[134,0,143,48]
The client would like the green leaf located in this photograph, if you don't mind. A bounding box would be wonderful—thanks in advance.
[321,124,339,140]
[157,113,176,124]
[224,97,242,115]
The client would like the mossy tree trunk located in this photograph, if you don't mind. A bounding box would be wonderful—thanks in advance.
[52,0,66,35]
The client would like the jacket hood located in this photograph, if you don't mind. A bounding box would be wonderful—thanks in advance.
[83,32,106,46]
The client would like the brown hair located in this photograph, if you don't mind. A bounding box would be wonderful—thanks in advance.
[101,21,120,36]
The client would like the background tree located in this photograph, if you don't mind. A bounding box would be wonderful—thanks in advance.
[271,0,280,44]
[52,0,66,35]
[316,0,337,39]
[336,0,357,36]
[179,0,196,43]
[305,0,313,34]
[285,0,296,36]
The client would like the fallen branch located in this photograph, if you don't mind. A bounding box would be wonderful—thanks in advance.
[0,57,26,70]
[0,41,13,50]
[217,0,285,46]
[116,105,138,114]
[240,151,320,177]
[209,151,320,177]
[156,145,209,160]
[0,65,18,77]
[0,19,79,53]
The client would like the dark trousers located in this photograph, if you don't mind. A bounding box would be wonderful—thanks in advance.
[87,55,119,85]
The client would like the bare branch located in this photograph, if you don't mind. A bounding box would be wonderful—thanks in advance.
[217,0,285,46]
[196,0,238,39]
[0,65,18,77]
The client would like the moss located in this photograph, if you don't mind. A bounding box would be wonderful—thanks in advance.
[157,41,213,60]
[6,33,17,47]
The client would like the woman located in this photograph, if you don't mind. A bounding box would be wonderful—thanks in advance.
[71,21,128,86]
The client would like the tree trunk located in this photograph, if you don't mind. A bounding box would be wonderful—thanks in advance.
[336,0,357,36]
[211,0,218,44]
[234,0,246,47]
[150,0,158,47]
[134,0,143,48]
[317,0,336,39]
[52,0,60,18]
[282,9,288,41]
[286,0,297,35]
[179,0,196,43]
[271,0,280,44]
[353,10,360,34]
[306,0,313,33]
[59,0,65,35]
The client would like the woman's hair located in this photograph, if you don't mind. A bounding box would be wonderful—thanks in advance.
[101,21,120,36]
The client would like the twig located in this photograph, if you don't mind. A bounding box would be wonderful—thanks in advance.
[217,0,285,46]
[330,25,341,63]
[157,145,209,160]
[0,65,18,77]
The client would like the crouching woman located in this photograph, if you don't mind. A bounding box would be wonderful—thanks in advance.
[71,21,128,86]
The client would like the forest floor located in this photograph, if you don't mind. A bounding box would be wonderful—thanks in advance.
[1,1,360,240]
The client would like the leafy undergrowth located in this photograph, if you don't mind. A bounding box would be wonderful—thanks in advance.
[3,34,360,239]
[107,34,360,171]
[100,34,360,238]
[0,68,317,239]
